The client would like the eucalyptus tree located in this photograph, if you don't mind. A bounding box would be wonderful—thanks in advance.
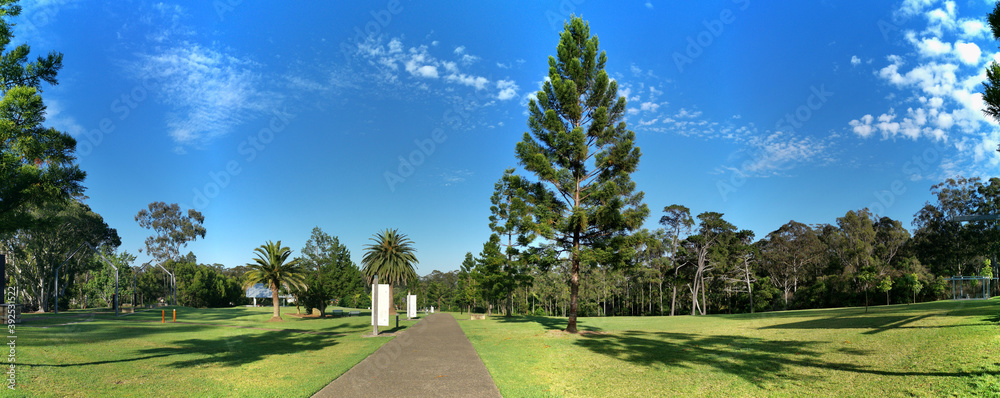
[760,221,822,308]
[243,241,306,321]
[685,212,736,315]
[1,199,119,311]
[514,16,648,333]
[659,204,694,316]
[135,202,206,265]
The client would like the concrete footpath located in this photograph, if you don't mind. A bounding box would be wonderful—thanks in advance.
[312,313,502,398]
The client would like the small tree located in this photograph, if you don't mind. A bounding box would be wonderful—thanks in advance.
[877,275,892,306]
[905,273,923,304]
[242,241,306,322]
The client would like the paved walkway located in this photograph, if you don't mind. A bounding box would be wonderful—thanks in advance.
[312,313,501,398]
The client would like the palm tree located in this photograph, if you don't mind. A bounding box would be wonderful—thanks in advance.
[243,241,306,322]
[362,229,418,334]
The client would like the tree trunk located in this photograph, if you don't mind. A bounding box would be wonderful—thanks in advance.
[670,266,678,316]
[567,236,580,333]
[700,274,707,315]
[659,281,663,316]
[745,261,754,313]
[270,282,282,321]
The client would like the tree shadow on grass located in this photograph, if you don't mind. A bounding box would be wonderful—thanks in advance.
[574,330,999,389]
[133,329,343,368]
[493,315,603,332]
[761,300,1000,334]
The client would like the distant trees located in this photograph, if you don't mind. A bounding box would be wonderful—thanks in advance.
[488,169,540,317]
[1,199,119,311]
[759,221,822,308]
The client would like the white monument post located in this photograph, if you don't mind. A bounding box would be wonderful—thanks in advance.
[371,283,390,327]
[406,294,417,319]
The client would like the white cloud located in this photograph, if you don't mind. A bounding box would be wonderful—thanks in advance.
[496,79,518,100]
[913,35,952,58]
[959,19,990,39]
[404,48,440,78]
[898,0,934,17]
[849,114,875,138]
[45,99,85,137]
[644,2,653,9]
[134,44,270,146]
[640,101,659,112]
[851,55,861,66]
[445,73,488,90]
[953,41,981,65]
[454,46,465,54]
[460,54,480,65]
[675,108,702,118]
[388,38,403,54]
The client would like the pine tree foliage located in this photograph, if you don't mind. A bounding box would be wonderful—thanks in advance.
[514,16,648,332]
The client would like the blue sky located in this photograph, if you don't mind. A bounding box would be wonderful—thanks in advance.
[21,0,1000,275]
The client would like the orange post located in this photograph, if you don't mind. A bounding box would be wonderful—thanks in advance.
[173,309,176,322]
[162,310,165,323]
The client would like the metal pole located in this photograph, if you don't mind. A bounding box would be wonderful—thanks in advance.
[114,268,119,317]
[372,274,379,336]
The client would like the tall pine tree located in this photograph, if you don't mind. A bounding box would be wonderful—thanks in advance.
[515,16,648,333]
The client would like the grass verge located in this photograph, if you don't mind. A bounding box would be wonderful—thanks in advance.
[458,299,1000,397]
[5,306,414,397]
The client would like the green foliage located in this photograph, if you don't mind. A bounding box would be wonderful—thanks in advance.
[0,0,83,235]
[514,15,648,332]
[134,202,206,264]
[243,240,306,320]
[361,228,418,288]
[1,199,119,311]
[296,227,363,316]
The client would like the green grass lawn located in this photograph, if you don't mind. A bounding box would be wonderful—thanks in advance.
[457,299,1000,397]
[5,305,414,398]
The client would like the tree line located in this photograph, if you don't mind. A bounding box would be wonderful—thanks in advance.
[401,176,998,318]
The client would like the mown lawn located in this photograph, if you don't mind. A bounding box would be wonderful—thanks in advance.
[457,299,1000,397]
[4,306,414,397]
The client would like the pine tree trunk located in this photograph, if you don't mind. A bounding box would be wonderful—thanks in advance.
[567,234,580,333]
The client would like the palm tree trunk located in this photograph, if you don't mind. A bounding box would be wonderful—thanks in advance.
[271,282,281,321]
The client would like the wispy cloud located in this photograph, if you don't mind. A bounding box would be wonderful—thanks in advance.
[45,99,85,137]
[133,44,272,148]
